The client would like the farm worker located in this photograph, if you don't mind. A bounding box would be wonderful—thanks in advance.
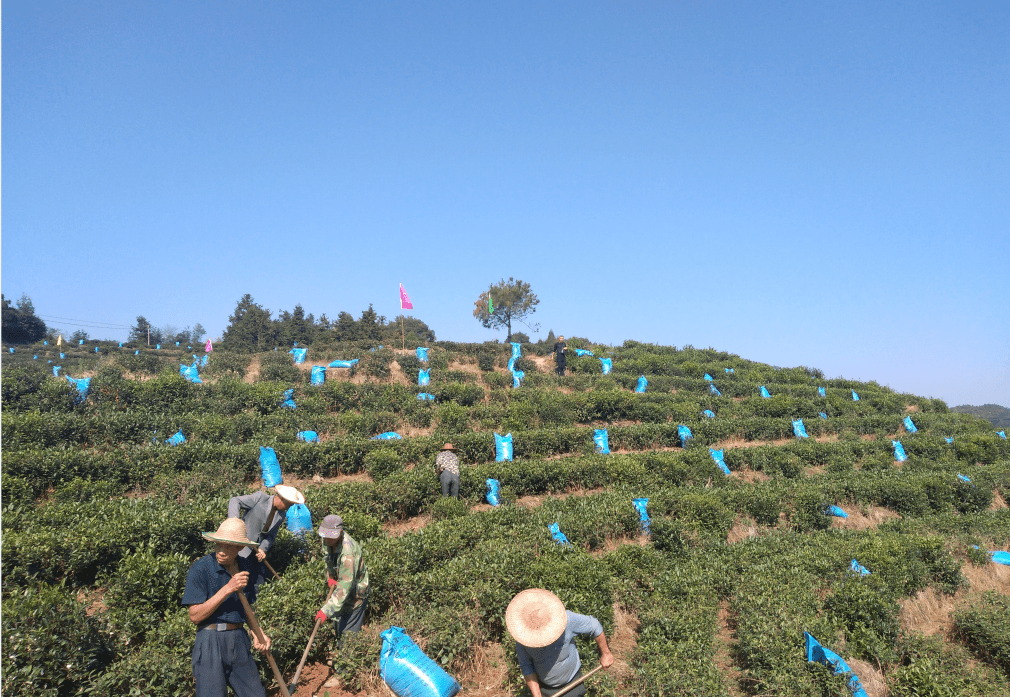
[227,485,305,563]
[181,518,271,697]
[506,589,614,697]
[435,442,461,498]
[552,335,567,376]
[315,514,370,641]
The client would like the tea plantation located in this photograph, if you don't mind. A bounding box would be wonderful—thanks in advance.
[3,339,1010,696]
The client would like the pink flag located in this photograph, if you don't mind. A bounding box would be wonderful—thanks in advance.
[399,284,413,310]
[205,339,213,353]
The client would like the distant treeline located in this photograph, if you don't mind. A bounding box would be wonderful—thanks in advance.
[953,403,1010,429]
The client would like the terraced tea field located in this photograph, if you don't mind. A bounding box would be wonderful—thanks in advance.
[3,339,1009,696]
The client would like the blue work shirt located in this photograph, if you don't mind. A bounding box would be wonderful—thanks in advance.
[515,611,603,687]
[181,553,265,625]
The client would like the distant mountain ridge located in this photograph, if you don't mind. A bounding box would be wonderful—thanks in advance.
[952,403,1010,429]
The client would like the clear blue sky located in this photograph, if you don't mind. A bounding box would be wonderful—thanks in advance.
[4,2,1008,407]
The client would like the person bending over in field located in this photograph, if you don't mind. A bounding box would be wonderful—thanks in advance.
[507,589,614,697]
[315,514,370,643]
[182,518,271,697]
[227,484,304,564]
[435,442,461,498]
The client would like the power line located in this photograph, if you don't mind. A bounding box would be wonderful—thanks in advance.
[39,314,131,329]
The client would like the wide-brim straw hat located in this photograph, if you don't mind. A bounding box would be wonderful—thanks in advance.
[202,518,259,548]
[274,484,305,505]
[441,443,456,451]
[505,589,567,648]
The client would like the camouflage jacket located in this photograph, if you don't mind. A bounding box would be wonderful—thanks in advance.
[321,533,369,618]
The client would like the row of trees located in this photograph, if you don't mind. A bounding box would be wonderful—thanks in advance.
[1,294,46,344]
[219,294,436,352]
[128,317,206,347]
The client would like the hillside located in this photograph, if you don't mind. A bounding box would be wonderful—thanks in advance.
[953,403,1010,430]
[3,338,1010,697]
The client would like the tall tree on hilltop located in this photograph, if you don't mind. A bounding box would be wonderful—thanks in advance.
[473,277,540,342]
[221,294,277,352]
[1,294,47,343]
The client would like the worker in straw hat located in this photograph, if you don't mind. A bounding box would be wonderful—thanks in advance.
[435,442,461,498]
[315,514,370,641]
[181,518,271,697]
[227,484,305,563]
[506,589,614,697]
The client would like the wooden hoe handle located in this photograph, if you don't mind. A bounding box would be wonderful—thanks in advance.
[231,573,292,697]
[551,664,605,697]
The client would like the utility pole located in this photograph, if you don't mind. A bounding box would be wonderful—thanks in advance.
[147,326,150,346]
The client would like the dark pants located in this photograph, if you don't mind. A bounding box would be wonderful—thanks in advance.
[192,628,265,697]
[440,470,459,498]
[333,598,368,642]
[556,360,566,376]
[541,668,585,697]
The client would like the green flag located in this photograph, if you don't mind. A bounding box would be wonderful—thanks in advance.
[488,294,493,313]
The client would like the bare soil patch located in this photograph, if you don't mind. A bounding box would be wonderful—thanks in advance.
[860,433,878,441]
[607,602,641,683]
[714,599,746,697]
[900,561,1010,637]
[846,657,887,697]
[384,515,431,537]
[244,356,261,383]
[732,469,770,483]
[829,505,901,530]
[904,404,920,413]
[289,662,331,697]
[714,437,791,450]
[727,519,759,545]
[531,355,556,373]
[457,642,510,696]
[991,489,1008,511]
[387,361,411,387]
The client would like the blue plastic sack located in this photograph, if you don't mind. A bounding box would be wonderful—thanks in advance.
[573,348,594,357]
[710,448,731,475]
[281,388,296,409]
[328,359,359,368]
[44,341,48,345]
[725,368,735,374]
[600,358,612,375]
[851,390,859,401]
[311,366,327,386]
[819,412,828,420]
[289,348,307,364]
[94,347,100,353]
[417,393,435,401]
[494,432,513,462]
[297,430,319,443]
[792,419,809,439]
[850,559,871,576]
[760,386,771,398]
[156,344,160,349]
[998,431,1007,440]
[53,366,62,377]
[678,424,693,447]
[78,339,84,345]
[633,498,651,534]
[991,551,1010,566]
[416,347,429,362]
[33,355,37,360]
[372,432,402,440]
[512,370,525,388]
[66,376,90,402]
[945,437,954,444]
[134,350,139,355]
[193,354,199,362]
[60,352,65,359]
[548,522,571,547]
[201,354,208,367]
[418,369,430,387]
[507,356,518,372]
[635,375,648,393]
[957,473,971,484]
[180,362,203,384]
[702,409,716,418]
[818,387,826,397]
[165,429,186,446]
[259,446,283,487]
[826,505,848,518]
[380,626,460,697]
[511,342,522,359]
[118,342,122,347]
[804,632,868,697]
[703,373,713,381]
[710,383,721,396]
[175,341,180,346]
[903,416,917,433]
[593,428,610,455]
[286,503,312,535]
[892,440,907,462]
[486,479,500,506]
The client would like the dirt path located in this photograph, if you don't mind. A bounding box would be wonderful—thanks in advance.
[713,599,746,697]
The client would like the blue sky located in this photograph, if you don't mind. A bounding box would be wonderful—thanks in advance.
[4,2,1008,407]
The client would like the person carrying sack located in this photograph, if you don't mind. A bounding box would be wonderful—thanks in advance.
[181,518,271,697]
[506,589,614,697]
[227,484,304,562]
[315,515,370,641]
[552,336,568,376]
[435,442,461,498]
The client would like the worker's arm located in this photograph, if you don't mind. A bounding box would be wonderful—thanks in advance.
[227,493,259,519]
[524,673,543,697]
[187,571,250,625]
[595,632,615,668]
[320,546,355,618]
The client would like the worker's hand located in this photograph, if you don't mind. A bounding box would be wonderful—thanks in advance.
[226,571,250,594]
[327,577,338,589]
[600,650,615,669]
[251,631,271,652]
[255,549,266,562]
[316,610,328,622]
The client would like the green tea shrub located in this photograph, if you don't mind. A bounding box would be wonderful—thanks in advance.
[101,550,191,644]
[435,382,483,406]
[396,354,422,379]
[364,447,402,479]
[476,350,496,372]
[1,583,115,696]
[426,495,469,521]
[824,578,899,662]
[790,490,832,531]
[364,348,395,379]
[954,591,1010,676]
[204,351,250,378]
[435,402,470,434]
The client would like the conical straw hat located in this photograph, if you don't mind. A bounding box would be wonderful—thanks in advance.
[274,484,305,505]
[202,518,259,547]
[505,589,567,648]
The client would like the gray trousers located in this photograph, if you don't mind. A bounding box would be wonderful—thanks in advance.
[332,598,367,641]
[440,470,459,498]
[541,667,585,697]
[192,629,265,697]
